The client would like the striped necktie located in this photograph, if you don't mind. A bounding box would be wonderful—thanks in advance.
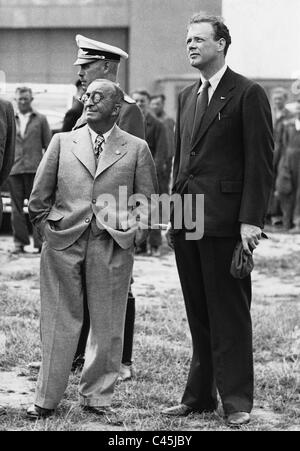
[94,134,105,160]
[191,80,210,142]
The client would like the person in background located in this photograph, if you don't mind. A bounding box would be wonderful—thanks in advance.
[61,79,84,132]
[8,87,51,254]
[0,97,16,416]
[276,98,300,232]
[131,89,168,256]
[268,87,293,227]
[150,94,175,193]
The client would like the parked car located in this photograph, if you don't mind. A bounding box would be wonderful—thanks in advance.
[0,83,75,231]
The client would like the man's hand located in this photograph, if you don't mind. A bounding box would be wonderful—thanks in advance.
[166,223,175,250]
[240,223,262,255]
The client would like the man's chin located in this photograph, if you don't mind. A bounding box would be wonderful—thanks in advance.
[190,59,202,69]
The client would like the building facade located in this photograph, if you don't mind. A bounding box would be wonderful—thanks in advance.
[0,0,221,96]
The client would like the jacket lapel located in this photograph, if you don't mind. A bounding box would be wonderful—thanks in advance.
[71,125,96,177]
[95,125,128,178]
[182,80,201,141]
[191,68,236,149]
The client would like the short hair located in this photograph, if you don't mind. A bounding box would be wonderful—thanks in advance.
[271,87,288,99]
[189,13,232,56]
[15,86,33,97]
[131,89,151,101]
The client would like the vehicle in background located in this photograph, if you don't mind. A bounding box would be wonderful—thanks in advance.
[0,83,76,231]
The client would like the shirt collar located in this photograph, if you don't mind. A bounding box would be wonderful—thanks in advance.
[88,123,116,144]
[15,108,36,118]
[198,64,228,94]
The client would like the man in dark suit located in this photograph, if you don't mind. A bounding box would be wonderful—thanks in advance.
[61,79,84,132]
[131,89,168,256]
[163,14,273,426]
[0,97,16,416]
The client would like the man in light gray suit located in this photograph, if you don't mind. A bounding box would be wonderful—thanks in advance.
[26,80,157,419]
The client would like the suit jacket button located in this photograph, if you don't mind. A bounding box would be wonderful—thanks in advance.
[189,174,194,179]
[85,218,90,223]
[92,199,96,204]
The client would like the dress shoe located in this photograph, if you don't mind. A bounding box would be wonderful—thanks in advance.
[227,412,250,427]
[0,405,7,416]
[82,406,115,416]
[161,403,216,417]
[26,404,54,420]
[118,363,133,381]
[161,404,196,417]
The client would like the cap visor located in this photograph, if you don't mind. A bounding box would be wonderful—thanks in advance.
[73,57,98,66]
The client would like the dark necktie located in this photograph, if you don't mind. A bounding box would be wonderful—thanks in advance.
[191,80,210,142]
[94,134,105,161]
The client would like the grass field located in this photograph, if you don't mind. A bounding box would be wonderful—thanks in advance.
[0,233,299,431]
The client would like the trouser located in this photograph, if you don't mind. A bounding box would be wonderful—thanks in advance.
[174,232,253,415]
[278,193,294,229]
[136,230,162,253]
[8,173,41,248]
[75,287,136,366]
[35,227,133,409]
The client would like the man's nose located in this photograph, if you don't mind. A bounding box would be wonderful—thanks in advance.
[85,96,94,106]
[188,40,196,50]
[78,67,84,77]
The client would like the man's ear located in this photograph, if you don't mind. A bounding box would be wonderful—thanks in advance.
[218,38,226,53]
[103,61,110,74]
[112,103,122,117]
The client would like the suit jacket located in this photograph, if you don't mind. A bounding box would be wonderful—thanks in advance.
[11,109,52,175]
[61,98,84,132]
[145,112,169,193]
[0,99,16,225]
[172,67,274,236]
[74,95,145,140]
[28,124,157,250]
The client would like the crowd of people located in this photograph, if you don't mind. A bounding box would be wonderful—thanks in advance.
[0,12,295,428]
[268,87,300,232]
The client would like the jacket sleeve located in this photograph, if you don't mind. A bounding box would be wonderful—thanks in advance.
[238,83,274,228]
[0,101,16,186]
[118,103,145,139]
[41,115,52,150]
[134,142,158,228]
[28,133,60,236]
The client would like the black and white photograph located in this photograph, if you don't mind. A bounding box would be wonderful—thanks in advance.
[0,0,299,435]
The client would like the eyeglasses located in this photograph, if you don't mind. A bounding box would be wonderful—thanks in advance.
[81,91,103,104]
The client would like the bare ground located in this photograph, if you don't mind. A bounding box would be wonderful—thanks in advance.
[0,232,299,431]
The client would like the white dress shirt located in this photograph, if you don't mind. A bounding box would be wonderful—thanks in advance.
[198,64,228,104]
[18,111,32,138]
[88,123,116,153]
